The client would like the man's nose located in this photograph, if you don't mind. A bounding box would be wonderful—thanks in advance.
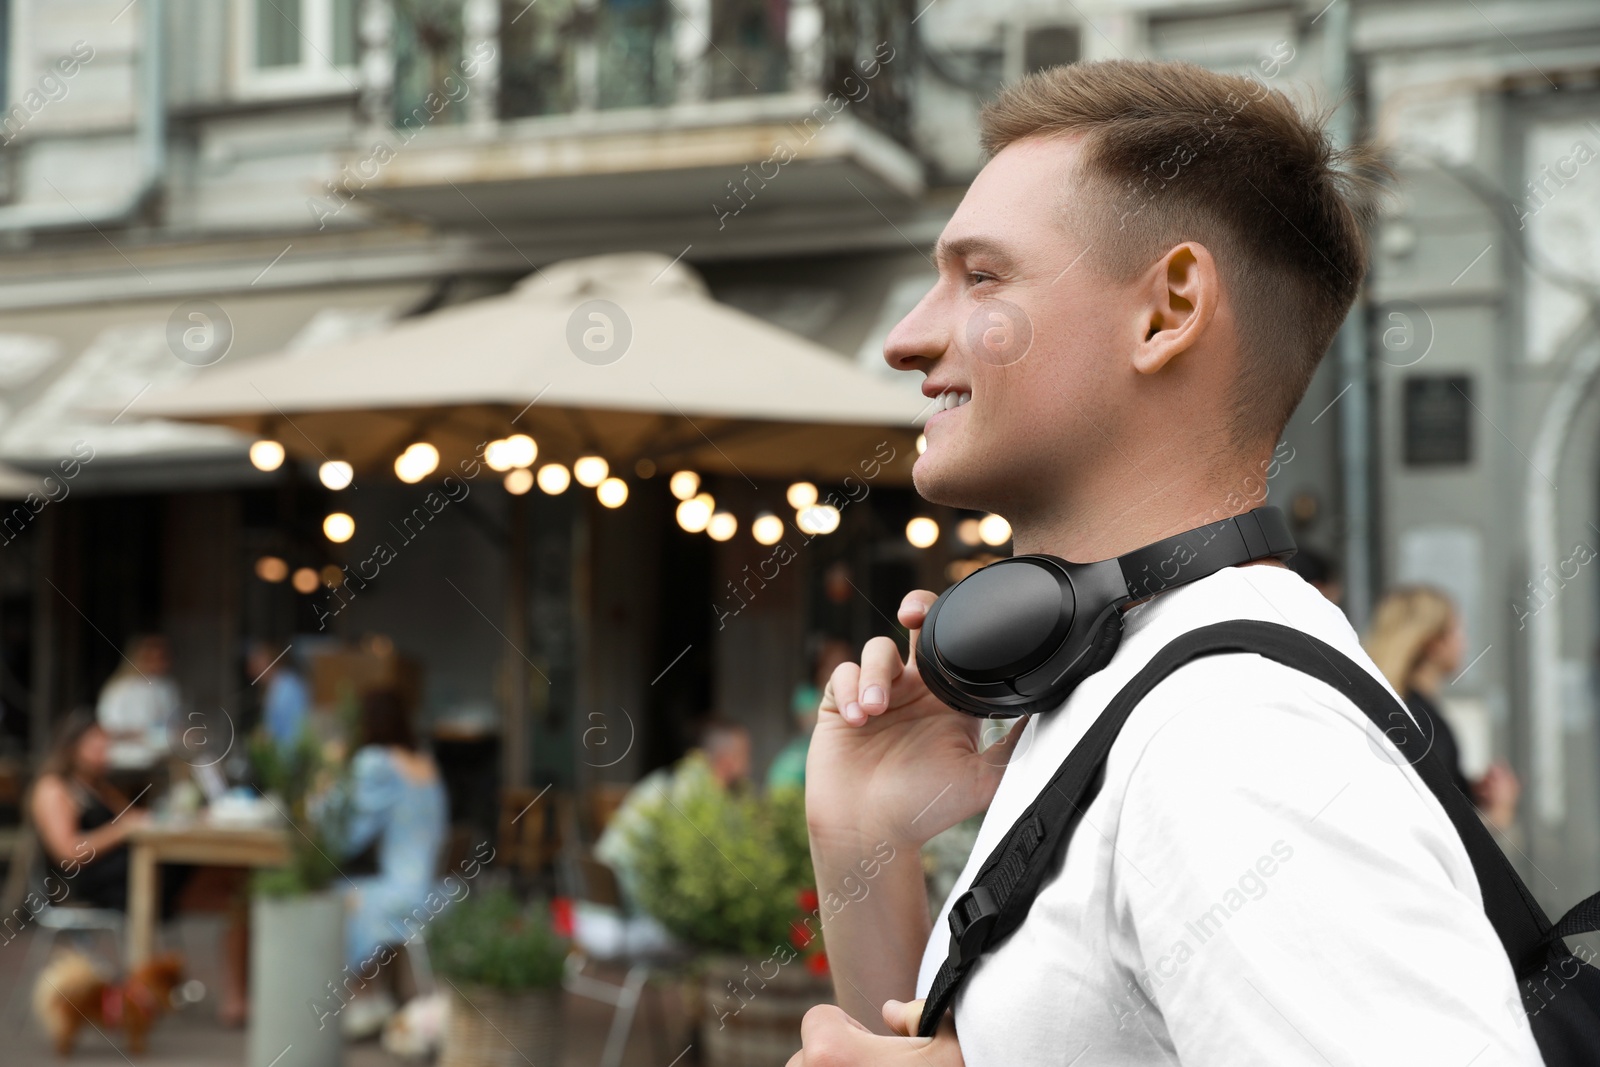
[883,288,950,372]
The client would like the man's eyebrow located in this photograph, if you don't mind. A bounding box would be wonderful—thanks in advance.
[933,235,1019,271]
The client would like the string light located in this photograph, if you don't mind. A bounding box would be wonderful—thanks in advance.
[537,464,571,494]
[574,456,609,487]
[484,439,515,472]
[323,512,355,543]
[707,511,737,541]
[957,518,982,546]
[291,567,320,594]
[796,504,840,535]
[979,514,1012,546]
[249,440,285,472]
[906,517,940,548]
[751,512,784,546]
[597,477,628,508]
[504,434,537,468]
[318,460,353,490]
[394,442,439,484]
[504,468,534,495]
[786,481,818,509]
[669,470,700,501]
[254,556,288,582]
[676,493,713,533]
[916,433,927,455]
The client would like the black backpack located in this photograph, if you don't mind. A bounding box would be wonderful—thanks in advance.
[917,620,1600,1064]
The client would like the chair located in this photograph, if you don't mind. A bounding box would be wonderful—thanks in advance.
[496,786,565,888]
[1,830,127,1028]
[559,834,687,1067]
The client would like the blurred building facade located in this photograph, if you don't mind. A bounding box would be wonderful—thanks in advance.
[0,0,1599,906]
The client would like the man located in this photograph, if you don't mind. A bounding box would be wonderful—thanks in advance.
[245,639,310,752]
[96,634,180,771]
[596,718,751,909]
[795,61,1542,1065]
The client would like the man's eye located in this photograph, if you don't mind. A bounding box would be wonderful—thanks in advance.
[968,272,994,286]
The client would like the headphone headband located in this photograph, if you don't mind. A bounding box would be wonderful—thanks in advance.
[1118,506,1296,601]
[917,507,1298,718]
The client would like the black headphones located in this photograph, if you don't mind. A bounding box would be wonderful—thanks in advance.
[916,507,1297,718]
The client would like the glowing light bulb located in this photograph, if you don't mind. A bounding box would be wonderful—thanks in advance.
[394,442,439,484]
[957,518,982,546]
[906,517,940,548]
[751,512,784,546]
[574,456,609,487]
[597,477,628,508]
[291,567,320,594]
[250,440,285,472]
[796,504,840,535]
[979,514,1012,546]
[323,512,355,543]
[676,495,712,533]
[786,481,818,510]
[669,470,700,501]
[318,460,353,491]
[537,464,571,494]
[707,511,737,541]
[484,439,514,472]
[504,434,537,468]
[254,556,288,582]
[916,433,927,456]
[504,468,534,495]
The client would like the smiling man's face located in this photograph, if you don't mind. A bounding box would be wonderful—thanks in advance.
[885,134,1146,522]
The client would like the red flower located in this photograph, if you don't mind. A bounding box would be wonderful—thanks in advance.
[550,897,574,939]
[806,952,830,977]
[790,921,814,950]
[797,887,820,913]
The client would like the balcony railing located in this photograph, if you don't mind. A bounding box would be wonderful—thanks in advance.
[376,0,914,145]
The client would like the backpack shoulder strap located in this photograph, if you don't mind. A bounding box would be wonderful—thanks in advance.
[916,617,1554,1038]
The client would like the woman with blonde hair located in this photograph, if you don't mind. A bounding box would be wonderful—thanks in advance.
[1363,585,1520,830]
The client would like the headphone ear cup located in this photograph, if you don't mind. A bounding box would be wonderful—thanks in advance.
[1043,605,1126,700]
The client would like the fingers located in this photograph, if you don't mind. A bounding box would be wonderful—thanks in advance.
[881,999,926,1037]
[849,636,904,723]
[899,590,938,665]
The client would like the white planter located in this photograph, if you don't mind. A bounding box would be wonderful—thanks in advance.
[249,891,346,1067]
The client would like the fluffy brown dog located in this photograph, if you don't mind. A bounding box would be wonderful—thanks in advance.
[32,949,185,1056]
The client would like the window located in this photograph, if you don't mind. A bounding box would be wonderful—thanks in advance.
[236,0,360,97]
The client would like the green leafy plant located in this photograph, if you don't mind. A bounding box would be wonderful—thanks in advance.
[431,887,569,991]
[249,728,347,898]
[626,758,815,957]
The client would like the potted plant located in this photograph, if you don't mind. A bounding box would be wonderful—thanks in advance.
[626,760,831,1067]
[248,729,349,1067]
[431,887,569,1067]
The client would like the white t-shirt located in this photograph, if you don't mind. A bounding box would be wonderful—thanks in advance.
[915,565,1544,1067]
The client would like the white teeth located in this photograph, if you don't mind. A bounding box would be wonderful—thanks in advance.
[940,390,972,411]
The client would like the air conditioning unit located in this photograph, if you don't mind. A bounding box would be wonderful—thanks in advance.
[1003,22,1081,83]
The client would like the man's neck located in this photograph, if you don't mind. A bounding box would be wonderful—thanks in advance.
[1008,456,1270,562]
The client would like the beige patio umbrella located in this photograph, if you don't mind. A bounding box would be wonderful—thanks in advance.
[137,252,929,484]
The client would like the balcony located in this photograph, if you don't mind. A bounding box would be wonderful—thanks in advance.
[338,0,924,232]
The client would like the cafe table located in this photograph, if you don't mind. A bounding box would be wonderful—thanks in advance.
[125,820,291,966]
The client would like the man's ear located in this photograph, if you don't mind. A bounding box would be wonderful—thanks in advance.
[1132,242,1219,375]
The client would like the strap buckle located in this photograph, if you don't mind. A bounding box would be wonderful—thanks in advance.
[947,884,1001,967]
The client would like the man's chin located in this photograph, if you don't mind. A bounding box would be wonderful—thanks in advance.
[911,455,1000,513]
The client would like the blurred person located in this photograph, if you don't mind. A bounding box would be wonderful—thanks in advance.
[795,59,1543,1067]
[96,635,179,771]
[596,718,750,908]
[29,715,251,1021]
[246,639,310,751]
[321,688,447,1038]
[1286,545,1343,608]
[30,713,152,913]
[1365,586,1520,831]
[769,638,853,791]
